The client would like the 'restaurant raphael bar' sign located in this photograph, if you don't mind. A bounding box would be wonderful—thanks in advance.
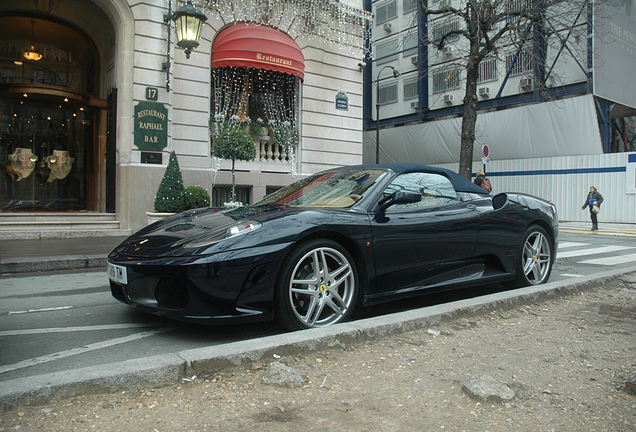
[134,101,168,151]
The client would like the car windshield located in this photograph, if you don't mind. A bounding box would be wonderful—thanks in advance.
[256,168,387,208]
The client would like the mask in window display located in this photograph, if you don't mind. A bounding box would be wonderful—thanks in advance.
[8,148,38,181]
[44,150,74,182]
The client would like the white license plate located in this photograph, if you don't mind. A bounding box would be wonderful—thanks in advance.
[107,262,128,285]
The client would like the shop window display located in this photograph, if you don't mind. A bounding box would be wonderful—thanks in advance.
[1,98,90,211]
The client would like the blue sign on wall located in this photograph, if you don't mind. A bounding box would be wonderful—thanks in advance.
[335,92,348,111]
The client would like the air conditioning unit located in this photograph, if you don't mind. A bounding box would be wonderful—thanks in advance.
[383,23,393,33]
[443,94,454,105]
[411,56,418,66]
[520,77,533,89]
[410,101,419,109]
[442,46,452,56]
[478,87,491,98]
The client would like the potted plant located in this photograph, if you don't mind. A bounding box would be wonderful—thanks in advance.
[184,185,210,210]
[212,120,256,204]
[147,151,186,224]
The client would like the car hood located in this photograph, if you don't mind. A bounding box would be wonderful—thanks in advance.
[111,206,293,258]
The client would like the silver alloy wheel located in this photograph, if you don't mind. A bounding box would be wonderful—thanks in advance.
[522,229,551,284]
[288,246,356,328]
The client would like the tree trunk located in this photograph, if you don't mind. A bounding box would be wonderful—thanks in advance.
[459,19,481,181]
[231,158,236,202]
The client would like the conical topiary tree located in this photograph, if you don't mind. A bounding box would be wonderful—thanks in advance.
[154,151,186,213]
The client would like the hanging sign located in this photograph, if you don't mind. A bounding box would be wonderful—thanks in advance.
[482,144,490,165]
[335,92,348,111]
[134,101,168,151]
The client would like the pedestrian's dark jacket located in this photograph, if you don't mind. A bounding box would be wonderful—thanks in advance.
[582,191,603,209]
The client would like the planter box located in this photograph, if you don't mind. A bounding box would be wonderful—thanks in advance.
[146,212,174,225]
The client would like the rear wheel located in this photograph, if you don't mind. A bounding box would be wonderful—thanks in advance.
[275,239,357,330]
[514,225,553,286]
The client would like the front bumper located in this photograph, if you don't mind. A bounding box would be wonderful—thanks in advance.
[107,242,290,324]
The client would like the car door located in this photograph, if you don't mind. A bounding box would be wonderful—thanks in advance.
[369,172,480,297]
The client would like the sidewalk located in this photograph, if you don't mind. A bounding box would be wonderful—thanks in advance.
[0,236,127,274]
[1,221,635,274]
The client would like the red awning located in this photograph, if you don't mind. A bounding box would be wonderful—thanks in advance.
[211,24,304,81]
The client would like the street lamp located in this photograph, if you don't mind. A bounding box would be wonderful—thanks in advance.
[171,0,208,59]
[375,65,400,164]
[163,0,208,91]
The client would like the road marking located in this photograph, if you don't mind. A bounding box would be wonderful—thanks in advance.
[559,229,636,238]
[558,242,589,249]
[579,252,636,266]
[557,245,633,259]
[0,327,178,375]
[559,273,583,278]
[0,272,107,298]
[0,323,164,337]
[7,306,73,315]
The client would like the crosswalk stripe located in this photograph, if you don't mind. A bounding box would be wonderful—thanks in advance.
[579,252,636,266]
[558,242,589,249]
[557,245,634,259]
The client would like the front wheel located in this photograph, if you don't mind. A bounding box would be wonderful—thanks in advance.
[514,225,553,287]
[275,239,358,330]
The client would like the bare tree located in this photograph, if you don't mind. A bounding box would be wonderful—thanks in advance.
[419,0,590,179]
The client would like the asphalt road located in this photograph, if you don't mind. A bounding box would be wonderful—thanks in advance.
[1,224,635,386]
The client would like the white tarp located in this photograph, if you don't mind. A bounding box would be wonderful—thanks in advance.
[363,94,604,165]
[593,3,636,110]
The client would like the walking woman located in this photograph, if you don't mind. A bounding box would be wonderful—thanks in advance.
[582,186,603,231]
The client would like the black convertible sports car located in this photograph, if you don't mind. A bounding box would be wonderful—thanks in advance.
[108,163,558,330]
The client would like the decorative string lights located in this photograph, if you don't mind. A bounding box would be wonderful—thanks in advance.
[201,0,373,59]
[200,0,373,177]
[212,67,301,174]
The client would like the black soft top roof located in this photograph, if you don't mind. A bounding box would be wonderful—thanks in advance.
[342,163,489,195]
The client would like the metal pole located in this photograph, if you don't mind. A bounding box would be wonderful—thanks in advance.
[376,96,380,164]
[375,66,399,165]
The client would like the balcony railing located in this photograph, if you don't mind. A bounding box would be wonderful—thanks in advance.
[214,127,297,174]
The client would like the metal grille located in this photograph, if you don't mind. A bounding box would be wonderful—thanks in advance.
[376,38,399,64]
[506,48,534,76]
[402,31,418,57]
[110,281,126,302]
[432,69,460,93]
[154,278,189,309]
[376,0,397,24]
[430,19,460,44]
[211,186,250,207]
[404,77,418,100]
[478,58,498,83]
[379,83,398,104]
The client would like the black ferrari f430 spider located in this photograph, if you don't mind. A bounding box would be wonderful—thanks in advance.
[108,163,558,330]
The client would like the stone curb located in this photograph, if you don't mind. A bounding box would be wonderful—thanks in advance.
[0,256,107,274]
[1,264,635,411]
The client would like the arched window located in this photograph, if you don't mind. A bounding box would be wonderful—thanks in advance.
[210,24,303,151]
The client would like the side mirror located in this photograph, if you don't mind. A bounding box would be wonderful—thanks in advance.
[378,189,422,210]
[492,193,508,210]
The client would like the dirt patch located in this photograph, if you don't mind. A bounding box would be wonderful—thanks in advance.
[1,280,635,431]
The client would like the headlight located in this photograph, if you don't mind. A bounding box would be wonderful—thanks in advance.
[226,221,262,238]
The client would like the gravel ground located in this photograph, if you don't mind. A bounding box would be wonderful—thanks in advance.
[1,278,635,432]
